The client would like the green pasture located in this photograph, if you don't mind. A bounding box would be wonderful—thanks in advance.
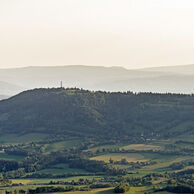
[0,133,49,144]
[0,152,24,161]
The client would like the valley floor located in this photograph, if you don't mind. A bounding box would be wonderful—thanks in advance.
[0,134,193,194]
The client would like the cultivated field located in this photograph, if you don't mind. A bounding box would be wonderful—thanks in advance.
[90,153,147,162]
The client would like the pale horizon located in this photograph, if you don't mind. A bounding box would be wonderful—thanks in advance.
[1,0,194,69]
[0,63,194,70]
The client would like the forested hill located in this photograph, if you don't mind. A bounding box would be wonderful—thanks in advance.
[0,88,194,139]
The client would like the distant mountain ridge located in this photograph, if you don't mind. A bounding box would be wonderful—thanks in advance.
[1,64,194,94]
[140,64,194,74]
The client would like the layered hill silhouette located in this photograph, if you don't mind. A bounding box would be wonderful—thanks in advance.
[1,64,194,96]
[0,88,193,139]
[141,64,194,74]
[0,81,24,97]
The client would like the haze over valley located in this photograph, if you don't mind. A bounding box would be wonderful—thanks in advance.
[1,64,194,98]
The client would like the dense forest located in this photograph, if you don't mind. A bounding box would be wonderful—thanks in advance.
[0,88,194,139]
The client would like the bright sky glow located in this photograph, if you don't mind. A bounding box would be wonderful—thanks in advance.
[1,0,194,69]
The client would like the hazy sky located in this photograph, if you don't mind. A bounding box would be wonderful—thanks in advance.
[1,0,194,69]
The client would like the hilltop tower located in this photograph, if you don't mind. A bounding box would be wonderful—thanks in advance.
[60,81,63,88]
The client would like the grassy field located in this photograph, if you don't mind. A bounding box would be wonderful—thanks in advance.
[90,153,147,162]
[11,179,32,184]
[121,144,162,151]
[172,133,194,142]
[47,186,172,194]
[85,144,124,153]
[0,152,24,161]
[36,164,88,175]
[49,188,115,194]
[5,180,178,194]
[0,133,49,144]
[41,187,148,194]
[141,154,189,172]
[155,192,176,194]
[11,176,103,185]
[44,139,82,153]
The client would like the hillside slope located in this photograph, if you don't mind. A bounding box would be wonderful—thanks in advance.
[0,88,194,140]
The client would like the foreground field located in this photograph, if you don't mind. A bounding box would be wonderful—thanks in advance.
[5,179,181,194]
[0,133,193,194]
[44,188,115,194]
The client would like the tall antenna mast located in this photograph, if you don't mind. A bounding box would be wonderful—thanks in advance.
[60,81,63,88]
